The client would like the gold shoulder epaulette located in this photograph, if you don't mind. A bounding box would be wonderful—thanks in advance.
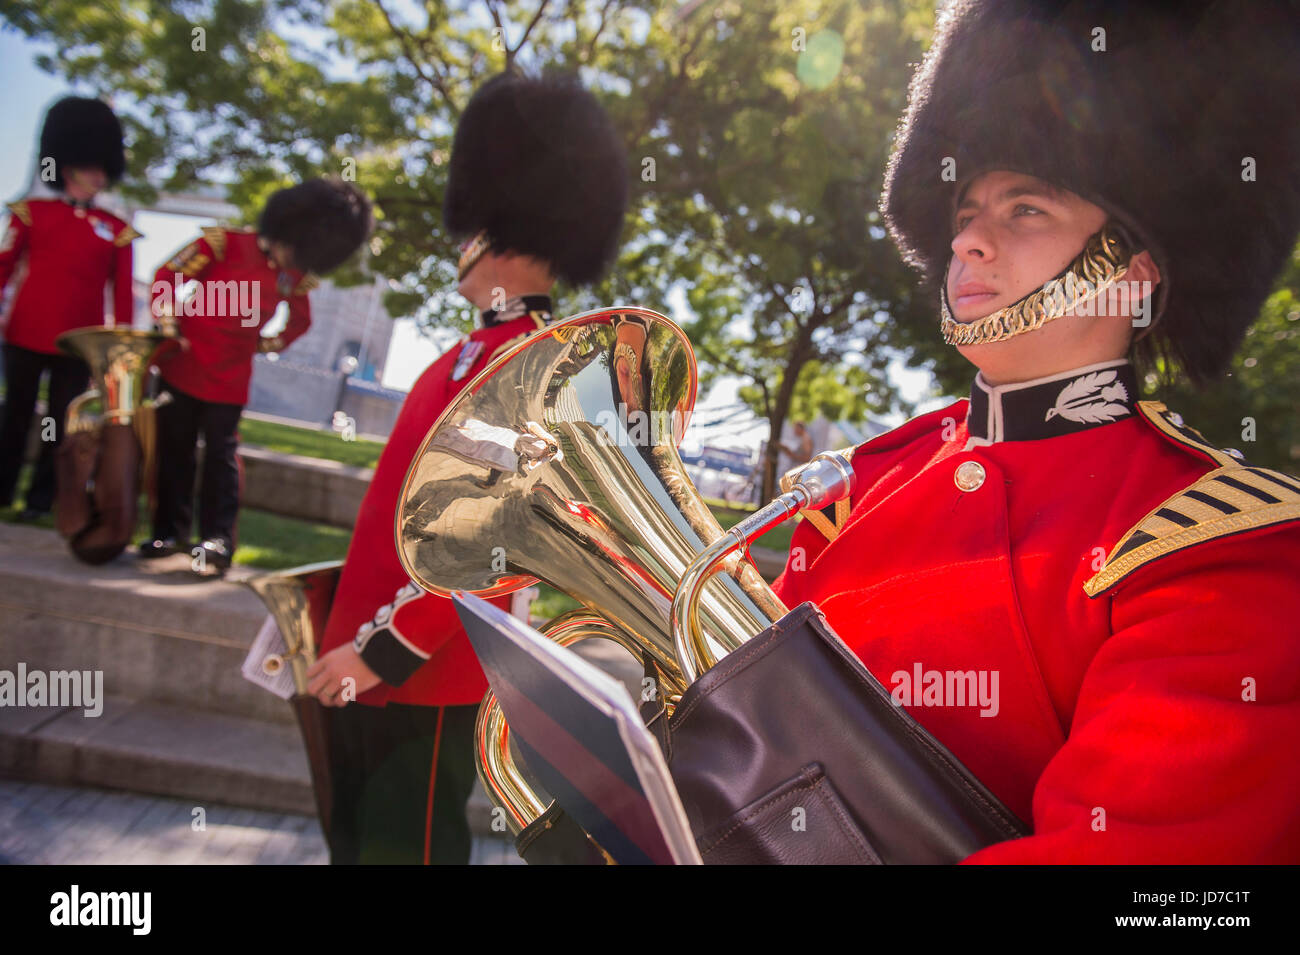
[781,451,854,543]
[201,226,227,261]
[1084,401,1300,596]
[113,226,142,247]
[486,331,531,365]
[164,240,210,279]
[6,201,32,227]
[293,273,320,296]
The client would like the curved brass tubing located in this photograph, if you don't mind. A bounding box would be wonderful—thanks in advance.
[474,609,673,835]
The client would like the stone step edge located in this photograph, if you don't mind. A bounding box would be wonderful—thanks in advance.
[0,700,504,839]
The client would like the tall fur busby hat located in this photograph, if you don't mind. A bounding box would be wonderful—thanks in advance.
[881,0,1300,385]
[443,72,629,286]
[258,178,374,275]
[39,96,126,190]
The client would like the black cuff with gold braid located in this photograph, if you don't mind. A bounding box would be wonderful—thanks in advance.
[258,335,285,353]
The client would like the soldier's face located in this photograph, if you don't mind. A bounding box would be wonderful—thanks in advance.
[944,170,1160,384]
[267,241,296,271]
[64,166,107,201]
[946,170,1107,322]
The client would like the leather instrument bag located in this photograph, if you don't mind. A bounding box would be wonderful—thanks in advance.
[664,602,1029,864]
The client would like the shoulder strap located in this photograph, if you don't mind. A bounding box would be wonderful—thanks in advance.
[6,201,32,227]
[1084,401,1300,596]
[113,225,142,247]
[201,226,227,262]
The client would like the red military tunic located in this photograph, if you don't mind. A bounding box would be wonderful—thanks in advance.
[153,227,315,406]
[772,359,1300,864]
[0,198,139,352]
[320,298,555,707]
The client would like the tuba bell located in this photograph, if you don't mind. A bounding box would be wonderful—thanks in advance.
[395,306,793,838]
[243,560,344,844]
[53,326,172,564]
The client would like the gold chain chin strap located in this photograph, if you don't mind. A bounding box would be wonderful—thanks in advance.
[940,225,1134,346]
[457,229,491,281]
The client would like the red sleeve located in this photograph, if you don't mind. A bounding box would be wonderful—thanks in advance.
[113,235,134,327]
[963,526,1300,864]
[151,235,215,322]
[278,289,311,350]
[0,210,30,294]
[351,580,464,687]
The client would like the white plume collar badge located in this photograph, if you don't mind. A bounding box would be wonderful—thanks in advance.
[965,359,1139,447]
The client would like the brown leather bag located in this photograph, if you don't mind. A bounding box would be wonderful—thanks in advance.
[663,602,1029,864]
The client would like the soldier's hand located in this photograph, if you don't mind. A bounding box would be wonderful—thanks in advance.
[305,643,382,706]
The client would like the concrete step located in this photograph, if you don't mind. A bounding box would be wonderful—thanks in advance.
[0,522,289,724]
[0,694,504,836]
[239,444,371,530]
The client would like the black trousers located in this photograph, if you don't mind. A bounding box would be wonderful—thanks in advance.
[326,702,478,865]
[0,343,90,511]
[152,382,243,547]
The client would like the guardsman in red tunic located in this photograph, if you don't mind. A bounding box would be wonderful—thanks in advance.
[772,0,1300,863]
[140,178,372,572]
[305,73,628,864]
[0,97,139,520]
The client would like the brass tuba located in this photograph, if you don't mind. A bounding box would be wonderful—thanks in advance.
[243,560,344,841]
[395,306,813,836]
[54,326,171,564]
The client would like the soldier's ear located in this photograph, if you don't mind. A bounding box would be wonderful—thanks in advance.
[1128,249,1161,291]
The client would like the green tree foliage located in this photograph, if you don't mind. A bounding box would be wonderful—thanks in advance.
[1150,249,1300,471]
[5,0,1293,488]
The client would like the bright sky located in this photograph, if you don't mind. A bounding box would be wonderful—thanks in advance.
[0,26,946,449]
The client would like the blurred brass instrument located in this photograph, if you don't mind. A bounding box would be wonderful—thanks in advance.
[53,327,170,564]
[244,560,342,693]
[395,306,850,838]
[243,560,344,842]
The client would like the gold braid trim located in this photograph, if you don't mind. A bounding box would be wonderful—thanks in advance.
[201,226,227,261]
[164,240,210,279]
[114,226,142,247]
[941,225,1133,346]
[6,201,32,227]
[1084,402,1300,597]
[781,452,853,543]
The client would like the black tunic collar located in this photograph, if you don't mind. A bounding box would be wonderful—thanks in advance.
[966,359,1139,446]
[481,294,554,328]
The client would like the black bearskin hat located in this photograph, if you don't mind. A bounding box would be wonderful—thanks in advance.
[39,97,126,189]
[258,178,374,275]
[881,1,1300,385]
[443,72,628,286]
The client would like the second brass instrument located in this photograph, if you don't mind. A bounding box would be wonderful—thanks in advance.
[54,326,170,564]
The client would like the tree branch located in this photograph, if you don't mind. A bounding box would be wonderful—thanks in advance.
[371,0,459,115]
[513,0,552,59]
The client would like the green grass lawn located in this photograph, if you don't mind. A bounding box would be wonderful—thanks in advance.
[1,462,349,570]
[238,416,384,470]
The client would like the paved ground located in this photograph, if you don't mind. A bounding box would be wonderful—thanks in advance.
[0,779,523,865]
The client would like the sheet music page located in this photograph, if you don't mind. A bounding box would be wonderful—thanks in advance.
[455,592,702,865]
[240,614,297,700]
